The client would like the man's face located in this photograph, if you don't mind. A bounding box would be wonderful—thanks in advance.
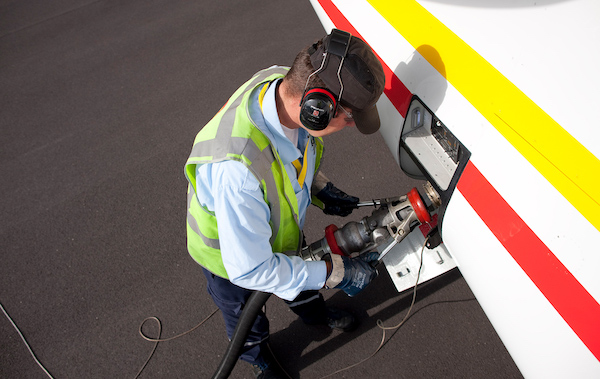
[304,105,355,137]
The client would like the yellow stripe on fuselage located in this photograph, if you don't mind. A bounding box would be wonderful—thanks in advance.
[368,0,600,231]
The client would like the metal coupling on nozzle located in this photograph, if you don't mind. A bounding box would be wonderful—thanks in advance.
[301,184,441,262]
[299,236,332,261]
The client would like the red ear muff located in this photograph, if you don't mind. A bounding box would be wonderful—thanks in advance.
[299,88,337,131]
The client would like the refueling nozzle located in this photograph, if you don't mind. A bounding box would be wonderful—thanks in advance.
[300,184,439,262]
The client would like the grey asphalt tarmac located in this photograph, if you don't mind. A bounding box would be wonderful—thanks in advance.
[1,1,523,378]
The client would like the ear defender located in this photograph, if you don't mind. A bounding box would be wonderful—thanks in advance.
[299,87,337,131]
[299,29,352,131]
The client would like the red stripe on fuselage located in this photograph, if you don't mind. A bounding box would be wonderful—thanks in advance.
[317,0,600,360]
[458,161,600,360]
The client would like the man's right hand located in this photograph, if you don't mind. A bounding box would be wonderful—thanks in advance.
[325,252,379,297]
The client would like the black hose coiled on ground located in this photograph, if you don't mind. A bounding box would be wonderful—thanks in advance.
[211,291,271,379]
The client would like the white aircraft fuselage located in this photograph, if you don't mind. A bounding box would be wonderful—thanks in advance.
[309,0,600,377]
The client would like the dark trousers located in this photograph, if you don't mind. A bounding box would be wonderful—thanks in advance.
[202,267,327,364]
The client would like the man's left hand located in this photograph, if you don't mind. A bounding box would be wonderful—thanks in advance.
[315,182,359,217]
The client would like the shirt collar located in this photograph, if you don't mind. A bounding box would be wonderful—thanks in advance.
[252,78,307,165]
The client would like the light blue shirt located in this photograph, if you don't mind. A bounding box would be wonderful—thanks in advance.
[195,77,326,301]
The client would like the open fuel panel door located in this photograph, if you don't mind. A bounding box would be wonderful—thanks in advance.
[379,96,470,293]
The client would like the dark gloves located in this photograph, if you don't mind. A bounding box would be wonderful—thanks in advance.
[315,182,359,217]
[325,252,379,297]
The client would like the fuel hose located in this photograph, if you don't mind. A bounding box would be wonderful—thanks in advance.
[211,290,271,379]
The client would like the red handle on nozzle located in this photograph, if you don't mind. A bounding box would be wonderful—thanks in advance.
[407,188,431,224]
[325,224,346,256]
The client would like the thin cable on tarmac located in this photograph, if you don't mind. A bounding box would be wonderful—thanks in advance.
[0,300,55,379]
[1,298,219,379]
[319,236,429,379]
[135,308,219,378]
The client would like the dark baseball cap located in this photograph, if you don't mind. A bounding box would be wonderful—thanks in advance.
[309,30,385,134]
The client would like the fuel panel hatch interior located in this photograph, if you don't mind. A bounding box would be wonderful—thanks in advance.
[379,96,470,293]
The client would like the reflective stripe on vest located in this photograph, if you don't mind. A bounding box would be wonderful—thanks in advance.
[186,135,281,246]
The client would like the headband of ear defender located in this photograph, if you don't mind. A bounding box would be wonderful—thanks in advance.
[299,29,352,131]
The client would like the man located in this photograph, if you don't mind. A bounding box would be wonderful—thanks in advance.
[184,29,385,378]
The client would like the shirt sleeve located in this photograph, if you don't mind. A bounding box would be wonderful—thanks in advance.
[196,160,327,301]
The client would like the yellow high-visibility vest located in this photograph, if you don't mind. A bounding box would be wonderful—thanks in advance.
[184,67,324,278]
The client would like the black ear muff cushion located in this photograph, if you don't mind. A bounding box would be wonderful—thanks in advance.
[300,88,337,130]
